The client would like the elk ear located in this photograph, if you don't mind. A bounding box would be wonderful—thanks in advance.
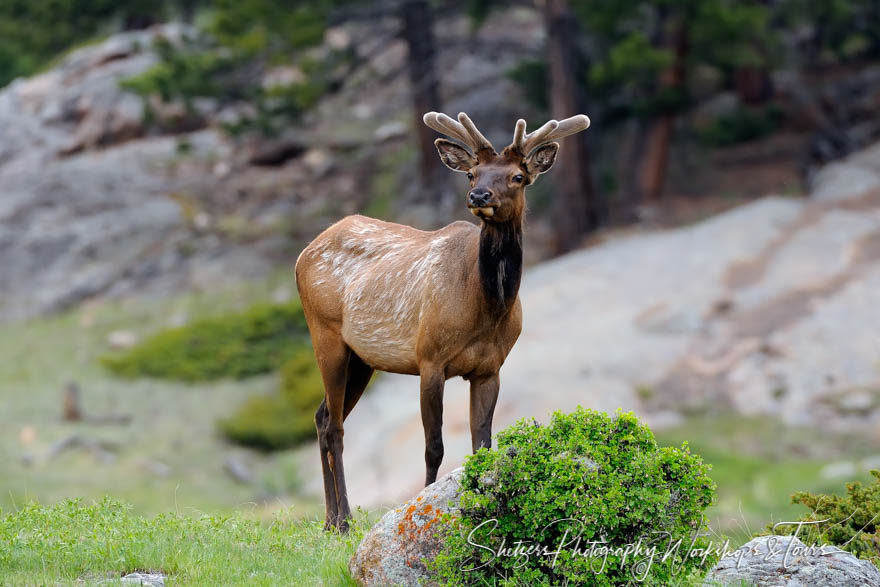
[525,142,559,176]
[434,138,477,172]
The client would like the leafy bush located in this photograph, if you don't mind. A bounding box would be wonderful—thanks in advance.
[101,301,310,381]
[0,1,129,87]
[218,347,325,451]
[432,408,716,586]
[771,469,880,565]
[217,392,311,451]
[507,59,548,112]
[697,105,783,147]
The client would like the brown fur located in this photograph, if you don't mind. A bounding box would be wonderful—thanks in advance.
[294,112,588,531]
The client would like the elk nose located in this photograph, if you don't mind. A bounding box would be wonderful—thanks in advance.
[468,188,492,207]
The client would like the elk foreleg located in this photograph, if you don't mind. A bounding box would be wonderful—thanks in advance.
[469,372,500,452]
[420,365,446,485]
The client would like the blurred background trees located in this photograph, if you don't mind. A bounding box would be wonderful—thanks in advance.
[3,0,879,251]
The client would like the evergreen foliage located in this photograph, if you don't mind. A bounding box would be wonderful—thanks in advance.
[100,301,310,381]
[432,408,717,585]
[772,470,880,565]
[218,348,326,451]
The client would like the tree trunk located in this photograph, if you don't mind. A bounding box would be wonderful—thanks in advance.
[62,382,82,422]
[399,0,444,197]
[544,0,598,253]
[734,66,772,105]
[637,14,688,202]
[638,116,674,202]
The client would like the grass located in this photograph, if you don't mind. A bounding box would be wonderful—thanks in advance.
[0,497,366,585]
[655,414,880,546]
[0,269,322,517]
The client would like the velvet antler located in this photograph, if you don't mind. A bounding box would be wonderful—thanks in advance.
[423,111,496,156]
[507,114,591,155]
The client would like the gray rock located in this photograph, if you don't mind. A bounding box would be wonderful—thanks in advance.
[349,467,463,587]
[694,91,741,122]
[107,330,138,349]
[373,120,407,142]
[120,572,165,586]
[811,162,880,203]
[705,535,880,586]
[820,461,858,480]
[0,24,307,322]
[223,455,254,484]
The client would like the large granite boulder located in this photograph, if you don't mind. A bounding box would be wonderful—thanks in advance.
[0,24,285,321]
[349,467,463,586]
[706,535,880,586]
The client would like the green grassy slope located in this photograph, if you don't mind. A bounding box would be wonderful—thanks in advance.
[0,498,365,585]
[0,271,320,518]
[656,415,880,545]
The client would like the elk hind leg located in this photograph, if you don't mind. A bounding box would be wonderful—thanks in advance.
[314,399,338,531]
[343,352,373,420]
[313,333,353,531]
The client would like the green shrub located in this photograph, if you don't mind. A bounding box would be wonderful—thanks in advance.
[218,347,325,451]
[216,391,312,451]
[771,469,880,565]
[101,301,310,381]
[432,408,717,586]
[507,59,548,111]
[279,347,324,407]
[697,105,783,147]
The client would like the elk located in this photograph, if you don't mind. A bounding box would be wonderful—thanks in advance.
[295,111,590,531]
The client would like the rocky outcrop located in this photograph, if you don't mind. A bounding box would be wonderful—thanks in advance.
[706,535,880,586]
[810,141,880,203]
[349,468,463,587]
[0,25,292,321]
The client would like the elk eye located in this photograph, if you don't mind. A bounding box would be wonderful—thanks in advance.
[466,172,474,181]
[512,174,524,183]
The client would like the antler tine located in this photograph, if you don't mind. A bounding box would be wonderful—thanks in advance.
[457,112,495,154]
[550,114,591,138]
[423,112,473,149]
[511,119,527,152]
[520,120,559,154]
[520,114,591,155]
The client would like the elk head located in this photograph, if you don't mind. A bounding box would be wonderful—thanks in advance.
[423,112,591,223]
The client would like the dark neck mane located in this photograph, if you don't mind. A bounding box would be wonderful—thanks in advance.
[478,220,523,315]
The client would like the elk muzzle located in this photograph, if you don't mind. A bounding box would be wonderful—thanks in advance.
[468,188,496,218]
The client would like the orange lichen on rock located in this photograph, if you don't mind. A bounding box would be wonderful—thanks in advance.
[395,502,445,542]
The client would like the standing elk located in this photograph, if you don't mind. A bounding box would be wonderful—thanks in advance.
[295,111,590,531]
